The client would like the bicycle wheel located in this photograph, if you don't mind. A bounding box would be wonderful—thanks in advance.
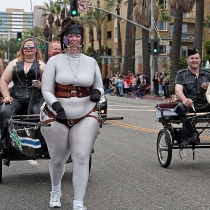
[157,129,172,168]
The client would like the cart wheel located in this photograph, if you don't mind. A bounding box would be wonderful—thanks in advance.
[157,129,172,168]
[89,155,92,173]
[0,158,2,183]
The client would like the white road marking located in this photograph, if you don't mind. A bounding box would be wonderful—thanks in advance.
[28,160,39,166]
[108,109,155,111]
[108,105,154,108]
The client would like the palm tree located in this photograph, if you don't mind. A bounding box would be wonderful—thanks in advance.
[194,0,204,62]
[42,24,50,62]
[39,0,57,42]
[53,2,62,39]
[93,9,107,56]
[56,0,69,19]
[106,0,123,57]
[124,0,134,74]
[133,0,159,77]
[80,9,96,52]
[169,0,196,94]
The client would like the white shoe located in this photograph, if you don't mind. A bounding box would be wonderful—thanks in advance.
[136,97,140,99]
[49,191,61,208]
[73,207,87,210]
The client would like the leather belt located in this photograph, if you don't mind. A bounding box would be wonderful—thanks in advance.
[55,82,90,98]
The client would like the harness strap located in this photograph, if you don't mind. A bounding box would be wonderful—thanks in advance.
[42,104,99,128]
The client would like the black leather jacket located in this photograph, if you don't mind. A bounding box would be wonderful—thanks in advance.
[174,68,210,108]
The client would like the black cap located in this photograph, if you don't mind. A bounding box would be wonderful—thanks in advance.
[188,47,199,57]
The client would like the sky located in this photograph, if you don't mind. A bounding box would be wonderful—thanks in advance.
[0,0,54,12]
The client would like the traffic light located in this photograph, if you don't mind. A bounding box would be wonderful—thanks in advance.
[70,0,78,17]
[148,42,151,54]
[17,32,22,42]
[153,39,159,55]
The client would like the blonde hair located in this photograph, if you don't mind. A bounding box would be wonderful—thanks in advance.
[16,38,43,62]
[48,41,61,51]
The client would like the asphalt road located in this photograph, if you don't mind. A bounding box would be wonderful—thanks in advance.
[1,95,210,210]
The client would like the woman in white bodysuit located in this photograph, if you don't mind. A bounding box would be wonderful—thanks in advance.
[41,17,104,210]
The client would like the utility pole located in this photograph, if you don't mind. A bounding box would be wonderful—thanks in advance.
[150,0,155,92]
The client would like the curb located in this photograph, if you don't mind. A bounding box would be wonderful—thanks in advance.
[126,95,172,102]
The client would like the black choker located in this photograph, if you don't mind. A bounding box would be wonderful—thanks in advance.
[24,60,34,63]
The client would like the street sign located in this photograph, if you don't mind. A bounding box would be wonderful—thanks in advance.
[38,45,47,49]
[78,0,88,12]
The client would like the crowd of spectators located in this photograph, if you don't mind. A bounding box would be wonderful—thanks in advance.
[102,71,151,99]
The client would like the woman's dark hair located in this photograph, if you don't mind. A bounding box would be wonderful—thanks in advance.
[57,17,84,51]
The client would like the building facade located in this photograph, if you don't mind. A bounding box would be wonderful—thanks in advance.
[83,0,210,74]
[0,8,33,41]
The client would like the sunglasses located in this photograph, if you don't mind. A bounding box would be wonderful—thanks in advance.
[23,45,35,50]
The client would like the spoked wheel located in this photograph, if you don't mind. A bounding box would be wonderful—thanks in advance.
[0,157,2,183]
[157,129,172,168]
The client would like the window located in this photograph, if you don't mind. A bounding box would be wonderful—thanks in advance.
[159,45,166,54]
[157,21,167,30]
[115,27,118,37]
[107,31,112,39]
[107,48,112,56]
[158,0,167,9]
[115,48,118,56]
[107,14,112,21]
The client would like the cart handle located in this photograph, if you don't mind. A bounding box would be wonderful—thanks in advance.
[104,117,123,120]
[9,119,51,127]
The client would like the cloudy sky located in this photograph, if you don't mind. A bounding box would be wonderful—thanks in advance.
[1,0,55,12]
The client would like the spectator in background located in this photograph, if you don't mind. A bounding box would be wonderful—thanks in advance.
[153,73,159,97]
[139,73,143,84]
[144,73,150,87]
[163,72,169,98]
[158,72,164,97]
[116,75,124,97]
[131,74,138,92]
[124,76,131,96]
[102,75,110,92]
[136,74,141,87]
[134,82,146,99]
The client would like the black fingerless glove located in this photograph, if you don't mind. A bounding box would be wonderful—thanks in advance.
[52,101,68,124]
[90,89,101,102]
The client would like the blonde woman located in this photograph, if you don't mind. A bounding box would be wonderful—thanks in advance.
[0,38,45,157]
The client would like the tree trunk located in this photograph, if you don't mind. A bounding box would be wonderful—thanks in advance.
[142,29,150,77]
[169,8,183,94]
[49,22,53,42]
[131,24,136,73]
[89,27,94,52]
[97,28,102,56]
[116,7,122,69]
[194,0,204,62]
[43,36,49,62]
[124,0,134,74]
